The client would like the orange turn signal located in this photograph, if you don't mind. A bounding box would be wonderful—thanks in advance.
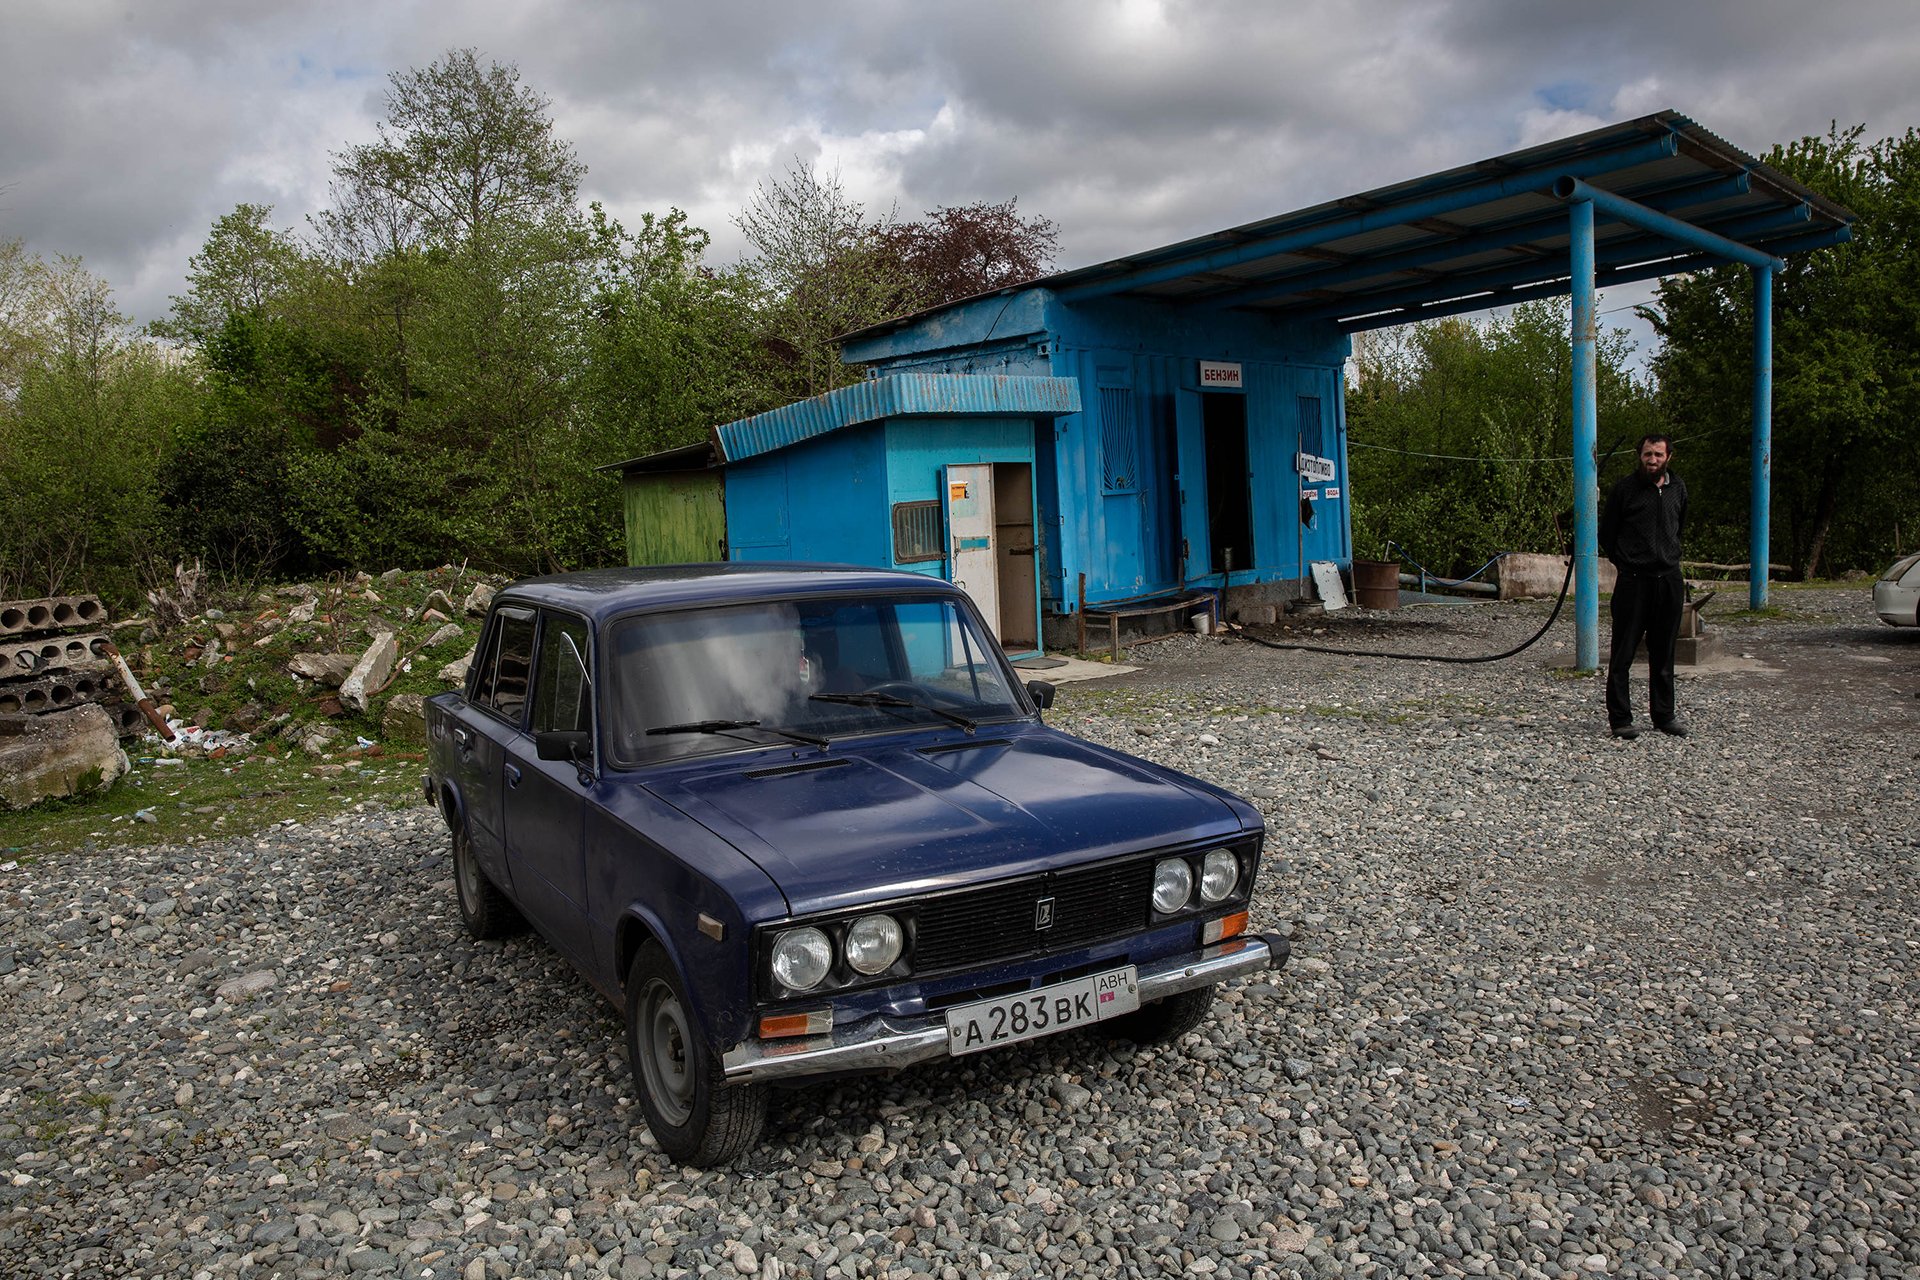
[1203,911,1249,944]
[759,1009,833,1039]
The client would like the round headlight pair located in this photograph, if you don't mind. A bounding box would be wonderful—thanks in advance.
[769,914,904,992]
[1153,850,1241,914]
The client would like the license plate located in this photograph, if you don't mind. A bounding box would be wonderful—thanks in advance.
[945,966,1140,1056]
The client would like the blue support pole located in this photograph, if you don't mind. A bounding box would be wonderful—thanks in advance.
[1751,264,1774,609]
[1569,199,1601,670]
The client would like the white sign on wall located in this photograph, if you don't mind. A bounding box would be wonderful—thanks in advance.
[1296,452,1336,483]
[1198,360,1243,389]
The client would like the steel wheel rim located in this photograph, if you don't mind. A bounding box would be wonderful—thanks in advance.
[639,978,696,1127]
[455,838,481,916]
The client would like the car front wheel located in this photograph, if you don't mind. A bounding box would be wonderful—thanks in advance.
[626,942,767,1166]
[1106,984,1216,1045]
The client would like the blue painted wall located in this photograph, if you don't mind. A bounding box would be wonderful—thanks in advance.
[841,289,1353,612]
[723,421,889,565]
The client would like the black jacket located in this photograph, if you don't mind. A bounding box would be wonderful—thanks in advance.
[1600,470,1688,574]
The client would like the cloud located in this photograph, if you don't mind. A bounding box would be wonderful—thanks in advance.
[2,0,1916,330]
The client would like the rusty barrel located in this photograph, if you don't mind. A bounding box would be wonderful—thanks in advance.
[1352,559,1400,610]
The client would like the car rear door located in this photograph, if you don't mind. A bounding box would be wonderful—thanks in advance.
[502,610,594,963]
[446,605,537,892]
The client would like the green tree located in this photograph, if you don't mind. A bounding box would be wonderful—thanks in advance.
[1346,300,1657,575]
[734,161,914,399]
[0,256,190,602]
[1647,124,1920,577]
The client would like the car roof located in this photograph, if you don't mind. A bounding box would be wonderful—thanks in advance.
[492,563,966,625]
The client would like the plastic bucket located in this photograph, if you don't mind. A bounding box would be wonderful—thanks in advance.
[1352,559,1400,610]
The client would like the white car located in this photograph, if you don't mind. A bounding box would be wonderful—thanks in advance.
[1875,553,1920,626]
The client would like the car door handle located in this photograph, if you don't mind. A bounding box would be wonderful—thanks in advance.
[452,726,473,750]
[504,764,521,788]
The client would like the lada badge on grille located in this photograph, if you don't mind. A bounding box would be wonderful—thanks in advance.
[1034,897,1055,930]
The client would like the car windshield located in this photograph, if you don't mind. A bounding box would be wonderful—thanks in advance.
[607,594,1024,764]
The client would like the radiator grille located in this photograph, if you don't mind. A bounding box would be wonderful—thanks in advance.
[911,857,1155,973]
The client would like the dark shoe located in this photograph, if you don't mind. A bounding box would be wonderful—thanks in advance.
[1610,722,1640,739]
[1653,719,1688,737]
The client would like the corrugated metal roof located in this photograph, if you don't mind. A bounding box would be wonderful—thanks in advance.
[715,373,1081,462]
[840,110,1855,341]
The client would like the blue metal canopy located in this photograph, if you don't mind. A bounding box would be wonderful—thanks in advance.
[842,111,1853,340]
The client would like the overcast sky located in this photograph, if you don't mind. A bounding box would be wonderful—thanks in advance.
[6,0,1918,356]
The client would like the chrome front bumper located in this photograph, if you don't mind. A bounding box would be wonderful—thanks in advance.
[721,931,1290,1084]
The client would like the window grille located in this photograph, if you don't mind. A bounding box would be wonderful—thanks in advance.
[891,500,944,563]
[1296,395,1325,457]
[1100,386,1139,493]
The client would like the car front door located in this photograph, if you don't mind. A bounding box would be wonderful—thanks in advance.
[502,610,593,960]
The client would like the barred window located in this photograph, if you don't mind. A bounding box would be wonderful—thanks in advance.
[891,500,944,563]
[1100,386,1139,493]
[1297,395,1325,458]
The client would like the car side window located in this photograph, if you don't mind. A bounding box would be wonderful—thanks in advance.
[531,613,592,736]
[476,607,538,725]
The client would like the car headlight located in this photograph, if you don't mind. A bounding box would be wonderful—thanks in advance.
[1199,849,1240,903]
[770,927,833,991]
[843,914,904,975]
[1152,857,1194,913]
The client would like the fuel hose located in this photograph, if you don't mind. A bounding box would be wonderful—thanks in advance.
[1231,435,1625,666]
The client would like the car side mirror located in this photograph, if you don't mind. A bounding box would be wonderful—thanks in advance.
[1025,680,1056,711]
[535,730,591,763]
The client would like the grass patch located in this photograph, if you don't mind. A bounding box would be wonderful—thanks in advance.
[0,749,432,857]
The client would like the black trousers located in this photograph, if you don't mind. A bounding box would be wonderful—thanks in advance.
[1606,571,1683,728]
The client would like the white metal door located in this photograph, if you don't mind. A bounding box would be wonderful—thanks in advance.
[944,464,999,639]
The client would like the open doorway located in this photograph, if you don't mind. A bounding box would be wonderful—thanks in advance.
[1202,393,1253,575]
[992,463,1038,651]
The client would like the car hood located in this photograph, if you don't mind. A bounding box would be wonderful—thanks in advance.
[646,729,1245,916]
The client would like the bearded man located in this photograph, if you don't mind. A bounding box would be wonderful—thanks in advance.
[1598,434,1689,739]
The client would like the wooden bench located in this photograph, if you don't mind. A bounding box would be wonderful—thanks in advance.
[1077,581,1220,662]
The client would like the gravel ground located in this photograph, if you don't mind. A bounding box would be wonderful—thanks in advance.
[2,584,1916,1280]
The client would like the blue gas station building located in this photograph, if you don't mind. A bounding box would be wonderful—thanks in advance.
[606,111,1852,662]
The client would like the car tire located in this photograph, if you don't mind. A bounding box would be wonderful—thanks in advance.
[626,942,767,1167]
[452,824,527,940]
[1107,984,1216,1045]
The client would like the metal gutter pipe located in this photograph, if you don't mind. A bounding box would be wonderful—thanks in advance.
[1551,177,1785,272]
[1568,201,1601,671]
[1751,265,1774,609]
[1052,134,1681,303]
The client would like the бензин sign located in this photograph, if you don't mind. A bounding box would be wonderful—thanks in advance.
[1198,361,1242,389]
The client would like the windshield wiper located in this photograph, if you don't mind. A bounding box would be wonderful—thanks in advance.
[646,719,830,747]
[807,692,976,733]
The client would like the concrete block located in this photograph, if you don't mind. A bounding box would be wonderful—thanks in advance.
[288,652,356,687]
[1,631,111,677]
[382,693,428,744]
[339,632,398,714]
[438,646,476,687]
[0,704,129,809]
[1498,553,1615,600]
[0,595,107,636]
[0,669,118,716]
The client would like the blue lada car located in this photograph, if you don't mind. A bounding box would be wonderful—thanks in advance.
[425,564,1286,1165]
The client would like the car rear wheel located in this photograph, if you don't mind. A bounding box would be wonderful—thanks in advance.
[452,824,526,940]
[626,942,767,1166]
[1106,984,1216,1045]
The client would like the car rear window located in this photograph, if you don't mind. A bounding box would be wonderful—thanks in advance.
[1882,554,1920,582]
